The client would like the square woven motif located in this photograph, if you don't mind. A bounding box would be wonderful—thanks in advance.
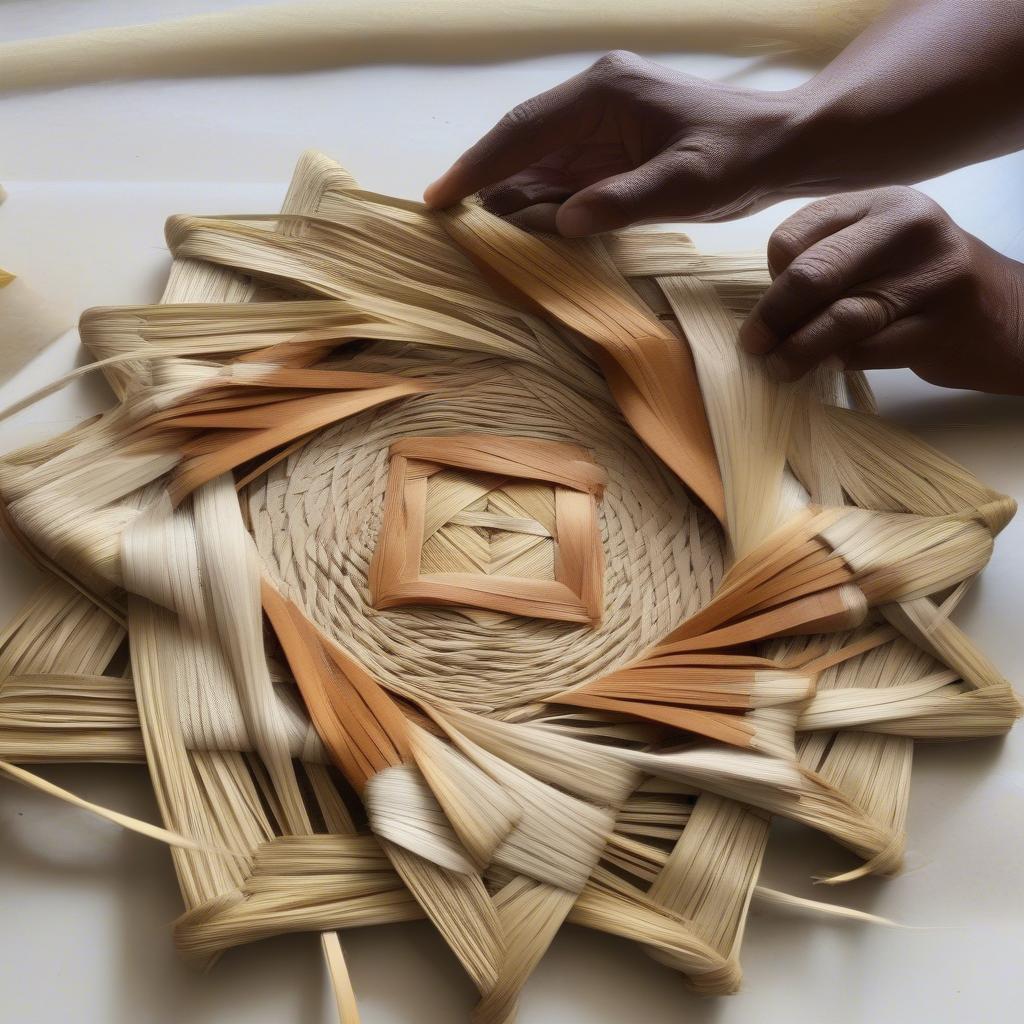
[369,435,606,624]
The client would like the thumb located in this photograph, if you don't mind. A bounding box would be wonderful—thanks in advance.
[554,152,682,237]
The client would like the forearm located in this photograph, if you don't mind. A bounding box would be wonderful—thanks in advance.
[774,0,1024,195]
[426,6,1024,233]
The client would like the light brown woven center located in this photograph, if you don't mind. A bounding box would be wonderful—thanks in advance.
[246,345,725,714]
[421,471,556,580]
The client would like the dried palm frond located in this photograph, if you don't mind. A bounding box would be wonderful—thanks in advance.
[0,149,1017,1023]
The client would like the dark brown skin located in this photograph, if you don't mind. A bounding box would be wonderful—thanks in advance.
[745,187,1024,392]
[424,0,1024,394]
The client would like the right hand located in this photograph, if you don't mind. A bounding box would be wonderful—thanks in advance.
[423,50,803,235]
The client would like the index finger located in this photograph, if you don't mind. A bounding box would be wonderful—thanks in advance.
[423,70,598,208]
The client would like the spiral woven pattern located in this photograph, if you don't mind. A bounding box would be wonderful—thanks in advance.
[247,344,725,713]
[1,152,1021,1022]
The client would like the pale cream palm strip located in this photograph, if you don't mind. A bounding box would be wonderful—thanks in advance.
[0,1,892,93]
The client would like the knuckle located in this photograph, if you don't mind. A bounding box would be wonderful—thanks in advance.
[592,50,640,75]
[829,296,869,331]
[802,194,856,226]
[868,184,927,215]
[588,50,647,93]
[767,228,801,272]
[913,208,949,242]
[661,152,718,207]
[769,195,855,273]
[786,256,832,293]
[883,187,948,235]
[808,237,852,274]
[808,194,850,218]
[498,97,544,131]
[875,184,921,206]
[830,295,891,333]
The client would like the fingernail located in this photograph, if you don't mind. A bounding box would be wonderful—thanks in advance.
[556,205,594,238]
[739,317,775,355]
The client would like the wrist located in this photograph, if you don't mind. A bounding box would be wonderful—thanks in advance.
[693,82,824,216]
[759,83,852,199]
[736,83,843,206]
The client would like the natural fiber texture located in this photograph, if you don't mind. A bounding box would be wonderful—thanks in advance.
[0,149,1019,1021]
[246,341,715,713]
[369,435,607,624]
[0,1,893,94]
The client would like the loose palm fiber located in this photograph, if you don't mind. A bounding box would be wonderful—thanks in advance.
[0,1,893,94]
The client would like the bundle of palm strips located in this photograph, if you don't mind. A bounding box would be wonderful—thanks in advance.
[0,150,1019,1022]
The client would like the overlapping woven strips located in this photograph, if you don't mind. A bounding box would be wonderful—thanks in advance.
[0,150,1020,1022]
[247,355,713,712]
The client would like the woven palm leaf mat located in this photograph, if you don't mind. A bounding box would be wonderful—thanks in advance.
[0,150,1020,1021]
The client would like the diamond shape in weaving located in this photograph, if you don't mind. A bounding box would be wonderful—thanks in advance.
[419,475,556,580]
[369,435,605,624]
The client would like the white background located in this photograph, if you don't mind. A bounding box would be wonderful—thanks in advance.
[1,3,1023,1023]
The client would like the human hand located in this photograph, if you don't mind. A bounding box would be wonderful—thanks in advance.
[740,187,1024,395]
[423,50,803,235]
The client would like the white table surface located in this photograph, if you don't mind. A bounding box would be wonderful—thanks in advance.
[2,3,1024,1023]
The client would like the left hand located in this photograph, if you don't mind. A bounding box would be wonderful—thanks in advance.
[739,186,1024,394]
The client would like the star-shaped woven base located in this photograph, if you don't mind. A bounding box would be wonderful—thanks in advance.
[369,435,606,624]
